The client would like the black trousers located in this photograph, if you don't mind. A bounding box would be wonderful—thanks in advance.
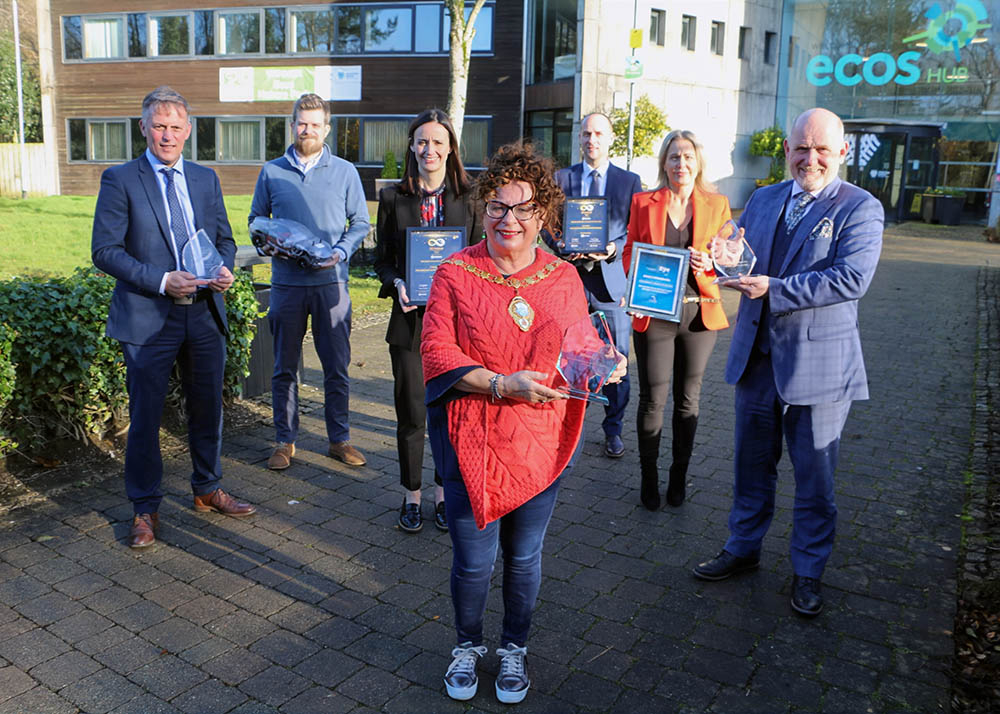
[389,343,442,491]
[632,302,717,467]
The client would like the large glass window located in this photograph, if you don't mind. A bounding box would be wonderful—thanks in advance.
[362,118,409,164]
[525,110,574,167]
[336,7,362,53]
[219,119,261,161]
[194,11,214,55]
[88,120,128,161]
[460,119,489,167]
[332,117,361,162]
[415,5,440,52]
[442,4,493,53]
[197,117,216,161]
[366,8,413,53]
[711,21,725,56]
[219,11,261,54]
[681,15,696,52]
[529,0,577,84]
[151,14,190,56]
[265,117,287,160]
[265,8,286,53]
[127,14,146,58]
[63,16,83,60]
[84,17,124,59]
[650,10,665,47]
[68,119,86,160]
[293,9,335,53]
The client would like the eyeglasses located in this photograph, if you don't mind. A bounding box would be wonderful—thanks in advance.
[485,200,539,220]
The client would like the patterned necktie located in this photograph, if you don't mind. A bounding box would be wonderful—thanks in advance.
[785,191,815,232]
[587,169,602,197]
[160,167,190,263]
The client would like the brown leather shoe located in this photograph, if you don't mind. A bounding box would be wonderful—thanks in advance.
[193,489,257,517]
[328,441,366,466]
[129,513,159,549]
[267,442,295,470]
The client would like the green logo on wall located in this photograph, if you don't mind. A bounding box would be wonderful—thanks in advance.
[902,1,991,61]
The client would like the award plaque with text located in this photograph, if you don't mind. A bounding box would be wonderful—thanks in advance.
[405,227,467,306]
[562,198,608,253]
[625,243,690,323]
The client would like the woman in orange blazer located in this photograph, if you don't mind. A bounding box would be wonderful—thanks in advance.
[622,129,731,510]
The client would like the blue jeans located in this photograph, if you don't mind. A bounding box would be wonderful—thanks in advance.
[269,283,352,444]
[443,474,561,647]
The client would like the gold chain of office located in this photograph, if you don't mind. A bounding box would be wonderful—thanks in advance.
[439,257,561,331]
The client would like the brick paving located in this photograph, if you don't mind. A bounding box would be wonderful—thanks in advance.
[0,224,998,713]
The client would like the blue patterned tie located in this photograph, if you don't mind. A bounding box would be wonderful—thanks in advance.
[587,169,602,197]
[160,168,190,265]
[785,191,815,232]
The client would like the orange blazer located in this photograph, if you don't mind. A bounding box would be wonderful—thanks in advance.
[623,186,731,332]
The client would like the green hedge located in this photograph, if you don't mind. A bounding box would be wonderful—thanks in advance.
[0,322,16,454]
[0,268,258,449]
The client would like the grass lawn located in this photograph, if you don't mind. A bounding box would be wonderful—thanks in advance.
[0,195,387,316]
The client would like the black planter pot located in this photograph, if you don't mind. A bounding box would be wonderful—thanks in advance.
[920,194,964,226]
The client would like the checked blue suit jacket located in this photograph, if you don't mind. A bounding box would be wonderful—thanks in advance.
[547,162,643,303]
[725,178,884,405]
[92,155,236,345]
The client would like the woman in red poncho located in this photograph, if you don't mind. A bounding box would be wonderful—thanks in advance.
[421,143,625,705]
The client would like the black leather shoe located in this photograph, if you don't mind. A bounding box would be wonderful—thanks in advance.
[692,550,760,581]
[604,435,625,458]
[434,501,448,532]
[399,501,423,533]
[790,575,823,617]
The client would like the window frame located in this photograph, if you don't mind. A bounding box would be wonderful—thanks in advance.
[63,14,127,61]
[148,11,194,58]
[217,117,265,163]
[216,8,263,56]
[649,9,665,47]
[680,15,696,52]
[738,26,750,61]
[710,21,724,56]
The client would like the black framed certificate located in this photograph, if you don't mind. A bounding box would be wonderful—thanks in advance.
[562,198,608,253]
[405,227,467,306]
[625,243,690,323]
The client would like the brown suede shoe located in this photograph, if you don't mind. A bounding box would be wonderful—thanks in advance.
[193,489,257,517]
[328,441,366,466]
[267,442,295,470]
[129,513,159,549]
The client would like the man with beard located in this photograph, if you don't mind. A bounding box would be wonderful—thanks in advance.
[250,93,370,471]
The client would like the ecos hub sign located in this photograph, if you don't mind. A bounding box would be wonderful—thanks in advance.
[806,0,991,87]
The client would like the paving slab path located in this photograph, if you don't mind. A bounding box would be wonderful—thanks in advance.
[0,223,998,713]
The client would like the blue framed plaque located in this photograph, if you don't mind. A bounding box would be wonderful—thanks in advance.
[625,243,690,323]
[562,197,608,253]
[405,227,467,306]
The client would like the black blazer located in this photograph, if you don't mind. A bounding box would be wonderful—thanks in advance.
[374,181,481,349]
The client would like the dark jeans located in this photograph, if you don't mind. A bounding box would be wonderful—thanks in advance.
[442,474,561,647]
[269,283,352,444]
[121,300,224,515]
[585,287,631,438]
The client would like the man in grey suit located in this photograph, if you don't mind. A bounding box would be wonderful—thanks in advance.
[693,108,883,617]
[93,86,256,549]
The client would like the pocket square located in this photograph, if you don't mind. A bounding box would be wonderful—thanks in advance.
[809,217,834,240]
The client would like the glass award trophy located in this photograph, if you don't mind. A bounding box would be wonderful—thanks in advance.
[710,219,756,282]
[182,229,224,280]
[556,312,620,404]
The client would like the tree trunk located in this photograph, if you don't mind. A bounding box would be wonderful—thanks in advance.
[444,0,486,147]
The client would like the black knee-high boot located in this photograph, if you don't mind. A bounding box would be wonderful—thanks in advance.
[638,433,661,511]
[666,415,698,507]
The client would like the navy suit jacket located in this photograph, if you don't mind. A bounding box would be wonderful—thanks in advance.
[546,162,642,302]
[725,178,883,405]
[92,155,236,345]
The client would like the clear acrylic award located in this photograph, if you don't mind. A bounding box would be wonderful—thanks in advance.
[182,229,224,279]
[710,219,756,283]
[556,312,620,405]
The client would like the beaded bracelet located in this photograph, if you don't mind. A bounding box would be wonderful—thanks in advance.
[489,373,504,402]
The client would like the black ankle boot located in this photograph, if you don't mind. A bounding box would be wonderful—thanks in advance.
[665,462,687,507]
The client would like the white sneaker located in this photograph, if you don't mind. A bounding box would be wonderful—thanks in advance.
[444,642,487,701]
[495,643,530,704]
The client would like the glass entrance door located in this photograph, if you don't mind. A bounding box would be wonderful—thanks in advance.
[847,132,907,218]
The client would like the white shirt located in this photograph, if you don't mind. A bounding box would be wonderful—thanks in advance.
[291,145,327,174]
[145,149,197,293]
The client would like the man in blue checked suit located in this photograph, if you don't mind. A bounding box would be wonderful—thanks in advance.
[93,86,256,550]
[544,113,642,458]
[693,108,883,617]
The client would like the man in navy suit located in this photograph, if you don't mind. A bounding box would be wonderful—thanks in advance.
[693,108,883,617]
[545,113,642,458]
[93,86,256,549]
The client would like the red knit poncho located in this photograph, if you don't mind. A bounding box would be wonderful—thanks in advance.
[421,242,591,529]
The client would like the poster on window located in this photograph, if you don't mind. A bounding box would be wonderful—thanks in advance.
[219,66,361,102]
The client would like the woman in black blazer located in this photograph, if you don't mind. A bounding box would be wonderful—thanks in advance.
[374,108,481,534]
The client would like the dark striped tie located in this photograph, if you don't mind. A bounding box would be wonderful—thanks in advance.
[160,168,190,265]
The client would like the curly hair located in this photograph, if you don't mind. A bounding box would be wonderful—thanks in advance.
[474,142,564,232]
